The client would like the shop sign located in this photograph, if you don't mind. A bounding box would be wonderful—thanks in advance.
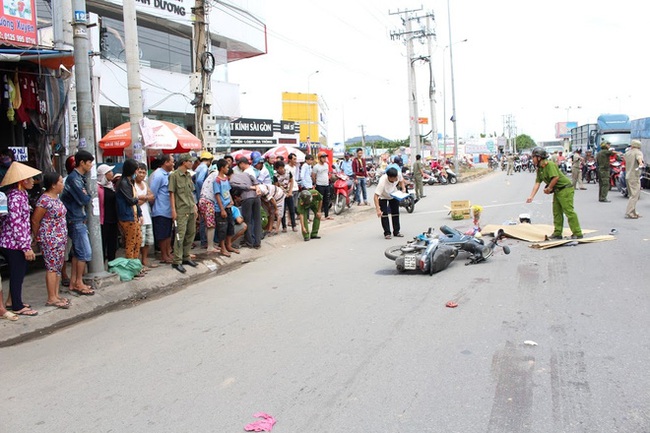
[230,118,274,137]
[280,121,296,134]
[231,138,276,145]
[0,0,37,47]
[8,146,27,161]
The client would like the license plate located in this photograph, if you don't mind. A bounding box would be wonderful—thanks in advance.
[404,255,417,270]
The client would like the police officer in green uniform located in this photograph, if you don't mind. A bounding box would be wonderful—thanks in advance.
[168,153,198,273]
[296,189,322,241]
[526,147,583,240]
[595,141,619,202]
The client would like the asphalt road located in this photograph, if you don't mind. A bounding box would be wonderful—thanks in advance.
[2,170,649,432]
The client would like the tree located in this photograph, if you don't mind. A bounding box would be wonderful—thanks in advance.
[516,134,536,151]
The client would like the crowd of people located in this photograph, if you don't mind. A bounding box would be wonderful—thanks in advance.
[0,147,379,321]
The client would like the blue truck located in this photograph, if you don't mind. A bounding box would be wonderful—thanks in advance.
[570,114,630,153]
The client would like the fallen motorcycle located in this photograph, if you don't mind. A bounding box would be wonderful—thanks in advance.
[384,226,511,274]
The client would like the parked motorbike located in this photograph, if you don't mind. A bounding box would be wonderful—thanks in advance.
[333,172,353,215]
[384,226,510,274]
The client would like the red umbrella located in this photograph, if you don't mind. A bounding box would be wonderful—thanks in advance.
[230,149,253,162]
[99,119,202,156]
[263,145,305,162]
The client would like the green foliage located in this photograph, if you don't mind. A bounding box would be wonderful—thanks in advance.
[516,134,536,150]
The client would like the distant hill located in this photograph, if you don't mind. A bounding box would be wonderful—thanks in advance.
[345,135,392,144]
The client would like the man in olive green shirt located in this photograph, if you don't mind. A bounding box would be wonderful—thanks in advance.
[168,153,198,273]
[526,147,583,240]
[595,141,619,202]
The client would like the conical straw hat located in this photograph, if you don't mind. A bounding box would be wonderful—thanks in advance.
[0,162,42,187]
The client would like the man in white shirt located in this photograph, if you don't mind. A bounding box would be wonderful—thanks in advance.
[300,154,314,190]
[374,167,403,239]
[312,152,333,219]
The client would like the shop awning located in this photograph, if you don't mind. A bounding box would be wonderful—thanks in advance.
[0,48,75,70]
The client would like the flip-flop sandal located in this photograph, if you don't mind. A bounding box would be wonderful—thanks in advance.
[15,308,38,316]
[147,263,160,268]
[61,278,71,287]
[70,286,95,296]
[1,311,19,321]
[46,300,71,309]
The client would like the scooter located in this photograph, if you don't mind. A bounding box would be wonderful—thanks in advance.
[333,172,353,215]
[444,167,458,184]
[616,164,628,197]
[384,226,510,274]
[610,160,623,190]
[584,161,598,183]
[396,182,416,214]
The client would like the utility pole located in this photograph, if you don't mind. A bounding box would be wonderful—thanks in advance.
[426,14,438,159]
[191,0,214,150]
[390,7,434,160]
[71,0,105,274]
[122,0,144,160]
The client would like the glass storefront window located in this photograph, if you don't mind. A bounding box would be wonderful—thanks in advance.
[101,17,191,74]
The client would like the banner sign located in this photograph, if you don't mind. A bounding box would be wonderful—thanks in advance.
[1,0,37,46]
[230,118,274,137]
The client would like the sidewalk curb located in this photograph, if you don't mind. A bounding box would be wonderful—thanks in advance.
[0,203,376,347]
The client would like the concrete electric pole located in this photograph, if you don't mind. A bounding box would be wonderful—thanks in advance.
[390,7,436,160]
[191,0,216,150]
[71,0,105,275]
[122,0,144,160]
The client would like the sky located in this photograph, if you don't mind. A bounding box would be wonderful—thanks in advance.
[228,0,650,145]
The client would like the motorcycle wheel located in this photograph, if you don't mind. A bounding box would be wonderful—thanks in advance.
[427,178,435,185]
[449,176,457,185]
[405,198,415,213]
[385,245,404,260]
[334,194,345,215]
[440,177,448,185]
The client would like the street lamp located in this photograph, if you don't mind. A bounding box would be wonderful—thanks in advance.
[554,105,582,122]
[307,70,319,95]
[442,38,467,163]
[306,70,319,146]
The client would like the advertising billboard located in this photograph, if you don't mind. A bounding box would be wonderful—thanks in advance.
[0,0,37,47]
[555,121,578,139]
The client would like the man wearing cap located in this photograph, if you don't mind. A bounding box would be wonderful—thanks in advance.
[249,154,272,185]
[168,153,198,273]
[194,151,213,248]
[60,150,95,295]
[624,140,645,219]
[596,141,619,202]
[296,189,322,241]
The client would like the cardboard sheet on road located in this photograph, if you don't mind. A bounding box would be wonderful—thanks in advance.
[482,223,612,249]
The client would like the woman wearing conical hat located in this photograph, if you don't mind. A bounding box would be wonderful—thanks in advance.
[0,161,41,317]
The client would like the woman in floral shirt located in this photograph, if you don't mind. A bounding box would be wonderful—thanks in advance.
[0,162,41,316]
[32,172,70,309]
